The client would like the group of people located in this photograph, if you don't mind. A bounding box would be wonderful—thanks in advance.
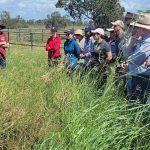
[45,12,150,104]
[0,12,150,104]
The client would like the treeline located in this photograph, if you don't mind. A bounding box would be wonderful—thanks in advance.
[0,11,86,29]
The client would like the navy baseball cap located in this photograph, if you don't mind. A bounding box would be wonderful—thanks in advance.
[84,25,95,32]
[64,29,74,34]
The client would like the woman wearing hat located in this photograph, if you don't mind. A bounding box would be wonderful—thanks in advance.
[45,26,61,67]
[74,29,85,66]
[64,29,80,72]
[0,21,9,68]
[87,28,112,87]
[89,28,112,68]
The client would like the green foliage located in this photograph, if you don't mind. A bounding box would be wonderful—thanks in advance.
[0,11,29,29]
[56,0,125,28]
[0,45,150,149]
[45,11,76,29]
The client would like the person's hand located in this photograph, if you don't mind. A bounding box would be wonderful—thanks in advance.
[145,58,150,68]
[120,63,127,70]
[0,41,6,46]
[80,53,85,58]
[80,46,84,52]
[76,39,79,43]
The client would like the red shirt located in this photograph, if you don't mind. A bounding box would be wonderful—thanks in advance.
[0,32,8,59]
[45,35,61,58]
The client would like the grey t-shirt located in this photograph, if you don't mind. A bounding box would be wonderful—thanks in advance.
[91,40,111,60]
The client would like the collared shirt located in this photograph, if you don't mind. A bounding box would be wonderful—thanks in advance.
[84,37,94,56]
[128,34,150,76]
[64,38,80,58]
[83,37,94,64]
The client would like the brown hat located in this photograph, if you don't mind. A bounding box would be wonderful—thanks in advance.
[130,14,150,30]
[75,29,84,36]
[0,21,6,29]
[125,12,138,19]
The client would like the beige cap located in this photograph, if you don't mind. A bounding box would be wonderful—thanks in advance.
[111,20,125,29]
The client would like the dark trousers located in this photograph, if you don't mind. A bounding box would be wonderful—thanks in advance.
[128,75,150,104]
[48,56,61,67]
[0,55,6,68]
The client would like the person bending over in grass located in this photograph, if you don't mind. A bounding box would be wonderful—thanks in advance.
[0,21,9,68]
[45,26,61,67]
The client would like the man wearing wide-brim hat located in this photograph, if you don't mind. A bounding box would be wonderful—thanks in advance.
[0,21,9,68]
[120,14,150,103]
[124,12,138,28]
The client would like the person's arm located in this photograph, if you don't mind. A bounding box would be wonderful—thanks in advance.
[64,42,68,55]
[54,37,61,52]
[0,41,9,48]
[145,56,150,68]
[0,34,9,48]
[74,42,81,58]
[104,42,112,62]
[106,51,112,62]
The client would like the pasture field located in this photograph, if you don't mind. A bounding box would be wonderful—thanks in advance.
[0,45,150,150]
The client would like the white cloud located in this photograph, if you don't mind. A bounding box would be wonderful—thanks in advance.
[1,0,149,19]
[120,0,150,12]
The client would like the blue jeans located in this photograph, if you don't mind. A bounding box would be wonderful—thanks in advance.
[128,75,150,103]
[66,54,78,70]
[126,76,132,98]
[0,55,6,68]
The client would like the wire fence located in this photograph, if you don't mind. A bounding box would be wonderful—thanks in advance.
[4,28,66,49]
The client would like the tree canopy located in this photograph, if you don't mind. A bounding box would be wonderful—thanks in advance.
[56,0,125,28]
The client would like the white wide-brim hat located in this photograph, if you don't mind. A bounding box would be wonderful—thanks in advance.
[130,15,150,30]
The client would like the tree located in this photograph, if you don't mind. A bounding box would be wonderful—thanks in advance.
[45,11,70,29]
[56,0,125,28]
[0,11,11,28]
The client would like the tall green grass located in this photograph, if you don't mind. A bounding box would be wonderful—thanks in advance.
[0,45,150,150]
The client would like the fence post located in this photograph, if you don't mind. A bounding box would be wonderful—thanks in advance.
[7,28,10,42]
[18,29,21,41]
[30,32,33,49]
[42,29,44,42]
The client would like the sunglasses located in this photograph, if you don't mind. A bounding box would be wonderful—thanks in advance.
[93,33,100,36]
[66,34,69,36]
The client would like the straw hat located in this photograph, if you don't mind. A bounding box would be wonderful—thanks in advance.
[125,12,138,19]
[75,29,84,36]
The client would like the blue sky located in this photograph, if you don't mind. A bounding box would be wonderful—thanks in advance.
[0,0,150,20]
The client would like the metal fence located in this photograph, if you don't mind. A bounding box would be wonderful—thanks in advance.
[4,28,66,49]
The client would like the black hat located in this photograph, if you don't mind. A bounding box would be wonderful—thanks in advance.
[0,21,6,29]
